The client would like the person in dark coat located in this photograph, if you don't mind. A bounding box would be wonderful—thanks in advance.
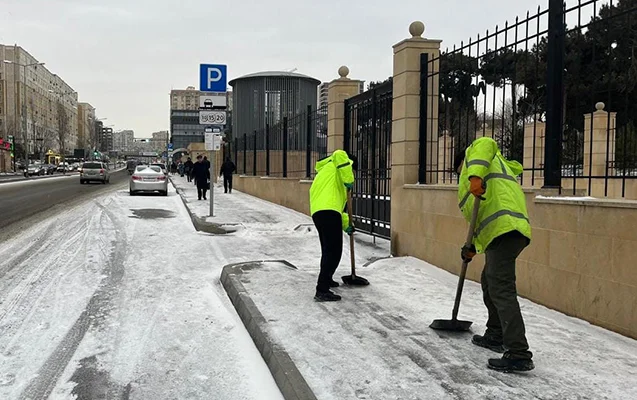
[184,157,194,182]
[191,155,209,200]
[219,157,236,193]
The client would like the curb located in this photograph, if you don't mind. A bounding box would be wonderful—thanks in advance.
[221,261,318,400]
[169,177,234,235]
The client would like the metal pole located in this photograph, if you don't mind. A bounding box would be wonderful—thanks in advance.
[419,53,429,184]
[306,104,312,178]
[243,133,247,173]
[544,0,565,188]
[253,130,257,176]
[209,146,215,217]
[283,117,288,177]
[265,123,270,176]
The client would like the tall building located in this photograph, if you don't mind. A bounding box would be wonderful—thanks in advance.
[170,86,201,110]
[113,129,134,152]
[100,127,113,153]
[77,103,95,150]
[0,44,78,159]
[150,130,168,153]
[317,81,364,110]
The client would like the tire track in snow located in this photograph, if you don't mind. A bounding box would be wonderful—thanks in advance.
[18,203,129,400]
[0,210,92,341]
[0,220,60,279]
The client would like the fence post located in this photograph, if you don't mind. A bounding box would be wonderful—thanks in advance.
[243,133,247,174]
[253,130,257,176]
[344,98,351,153]
[306,105,312,178]
[266,123,270,176]
[370,89,378,236]
[327,66,361,153]
[283,117,288,178]
[544,0,565,189]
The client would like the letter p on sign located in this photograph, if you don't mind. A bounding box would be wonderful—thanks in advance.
[200,64,227,93]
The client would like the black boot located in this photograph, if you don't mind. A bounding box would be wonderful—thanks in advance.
[488,352,534,372]
[314,290,341,302]
[472,334,505,353]
[330,280,340,288]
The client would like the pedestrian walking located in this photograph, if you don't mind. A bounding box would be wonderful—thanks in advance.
[454,136,534,372]
[178,161,185,177]
[308,150,357,302]
[192,155,209,200]
[219,157,236,193]
[184,157,194,182]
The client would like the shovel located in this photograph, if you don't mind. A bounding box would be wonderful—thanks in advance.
[341,190,370,286]
[429,197,481,331]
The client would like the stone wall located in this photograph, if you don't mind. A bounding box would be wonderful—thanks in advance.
[391,184,637,339]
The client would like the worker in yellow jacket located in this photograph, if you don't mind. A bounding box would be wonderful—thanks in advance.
[454,137,534,372]
[309,150,357,302]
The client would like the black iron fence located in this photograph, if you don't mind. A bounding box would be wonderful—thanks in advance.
[421,0,637,198]
[344,81,393,239]
[235,105,328,179]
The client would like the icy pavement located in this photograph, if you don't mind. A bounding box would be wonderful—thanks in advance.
[0,181,284,399]
[236,258,637,400]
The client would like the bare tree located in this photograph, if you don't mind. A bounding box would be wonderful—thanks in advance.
[56,101,70,167]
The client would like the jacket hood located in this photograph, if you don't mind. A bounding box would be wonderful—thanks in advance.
[314,156,332,173]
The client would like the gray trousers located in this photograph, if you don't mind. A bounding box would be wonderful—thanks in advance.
[482,230,532,359]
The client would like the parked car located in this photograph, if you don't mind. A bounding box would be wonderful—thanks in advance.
[80,162,110,184]
[57,163,71,173]
[27,164,45,176]
[42,164,57,175]
[129,165,168,196]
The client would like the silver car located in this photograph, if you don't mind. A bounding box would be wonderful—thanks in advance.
[129,165,168,196]
[80,162,110,184]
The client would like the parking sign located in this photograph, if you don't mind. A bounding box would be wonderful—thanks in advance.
[200,64,227,92]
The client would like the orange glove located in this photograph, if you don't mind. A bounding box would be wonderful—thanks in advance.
[469,177,485,197]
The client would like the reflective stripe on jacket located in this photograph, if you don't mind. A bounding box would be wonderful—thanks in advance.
[309,149,355,230]
[458,137,531,253]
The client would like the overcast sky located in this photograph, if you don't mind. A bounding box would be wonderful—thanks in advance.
[1,0,553,138]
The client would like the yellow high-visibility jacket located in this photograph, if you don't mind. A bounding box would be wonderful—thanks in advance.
[309,150,355,230]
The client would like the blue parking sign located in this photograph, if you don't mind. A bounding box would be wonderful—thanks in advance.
[200,64,227,92]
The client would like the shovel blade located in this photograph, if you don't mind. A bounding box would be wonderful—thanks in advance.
[429,319,473,332]
[341,275,370,286]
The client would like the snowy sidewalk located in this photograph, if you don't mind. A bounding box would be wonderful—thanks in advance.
[224,258,637,400]
[171,175,637,399]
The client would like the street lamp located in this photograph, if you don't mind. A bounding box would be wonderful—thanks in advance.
[3,60,45,168]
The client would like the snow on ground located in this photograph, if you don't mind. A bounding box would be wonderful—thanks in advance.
[240,258,637,400]
[0,178,286,399]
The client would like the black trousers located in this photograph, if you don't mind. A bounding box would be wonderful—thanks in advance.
[197,185,208,200]
[187,173,192,182]
[224,175,233,193]
[312,210,343,293]
[482,230,532,359]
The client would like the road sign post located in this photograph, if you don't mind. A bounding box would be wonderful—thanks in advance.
[205,132,222,217]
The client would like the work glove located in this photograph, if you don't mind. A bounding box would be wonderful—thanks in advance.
[461,244,476,263]
[469,176,486,198]
[345,225,355,235]
[344,182,353,191]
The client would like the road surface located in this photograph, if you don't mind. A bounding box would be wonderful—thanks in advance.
[0,169,128,232]
[0,176,283,399]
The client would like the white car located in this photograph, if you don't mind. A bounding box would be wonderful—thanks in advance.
[130,165,168,196]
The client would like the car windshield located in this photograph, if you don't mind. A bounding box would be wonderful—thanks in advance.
[82,163,102,169]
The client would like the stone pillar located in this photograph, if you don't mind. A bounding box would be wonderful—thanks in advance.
[437,131,454,182]
[584,102,616,179]
[391,21,442,189]
[327,66,362,154]
[523,115,546,186]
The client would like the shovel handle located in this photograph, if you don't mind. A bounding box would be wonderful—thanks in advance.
[347,190,356,277]
[452,198,481,321]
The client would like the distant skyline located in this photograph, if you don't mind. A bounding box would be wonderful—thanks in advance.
[2,0,561,136]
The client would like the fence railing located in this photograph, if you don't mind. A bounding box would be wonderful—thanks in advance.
[235,104,328,179]
[421,0,637,199]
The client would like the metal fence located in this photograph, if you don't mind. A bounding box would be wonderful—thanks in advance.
[235,105,328,179]
[344,81,393,239]
[421,0,637,198]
